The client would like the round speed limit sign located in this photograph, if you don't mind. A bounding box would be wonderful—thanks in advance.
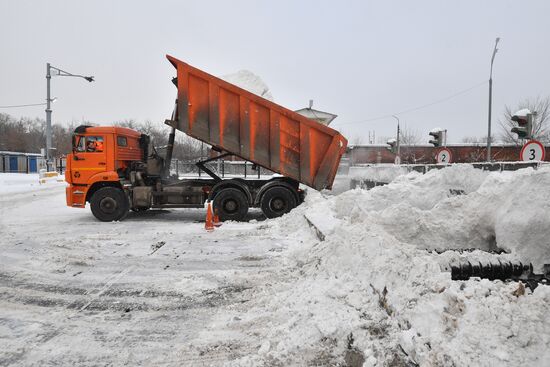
[436,148,452,164]
[520,140,546,161]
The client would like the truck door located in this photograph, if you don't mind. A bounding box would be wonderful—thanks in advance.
[71,135,107,184]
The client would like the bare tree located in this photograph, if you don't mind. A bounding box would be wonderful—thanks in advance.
[499,96,550,145]
[351,135,365,146]
[399,125,423,163]
[0,113,203,161]
[114,119,202,160]
[399,125,422,146]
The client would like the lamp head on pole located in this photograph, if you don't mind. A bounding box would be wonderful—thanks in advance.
[491,37,500,64]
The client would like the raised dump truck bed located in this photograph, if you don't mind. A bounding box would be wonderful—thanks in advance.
[166,55,347,191]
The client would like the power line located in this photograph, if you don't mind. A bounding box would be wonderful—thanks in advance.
[0,102,47,109]
[335,80,488,126]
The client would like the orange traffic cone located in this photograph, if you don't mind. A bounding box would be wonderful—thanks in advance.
[213,208,222,227]
[205,202,214,231]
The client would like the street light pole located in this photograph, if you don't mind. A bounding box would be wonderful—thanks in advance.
[45,63,94,170]
[45,63,52,169]
[392,115,401,163]
[487,37,500,162]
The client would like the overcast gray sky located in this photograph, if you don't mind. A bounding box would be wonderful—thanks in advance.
[1,0,549,143]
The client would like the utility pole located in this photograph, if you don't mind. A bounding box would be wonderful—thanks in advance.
[487,37,500,162]
[45,63,94,170]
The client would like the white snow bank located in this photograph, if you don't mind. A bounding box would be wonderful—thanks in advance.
[226,165,550,366]
[341,165,550,268]
[349,164,415,183]
[0,173,65,197]
[221,70,273,101]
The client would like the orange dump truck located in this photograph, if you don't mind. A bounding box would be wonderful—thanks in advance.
[65,55,348,221]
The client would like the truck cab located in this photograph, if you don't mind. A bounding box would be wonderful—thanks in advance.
[66,126,142,214]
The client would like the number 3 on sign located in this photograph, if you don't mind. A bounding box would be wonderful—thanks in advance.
[520,140,545,161]
[436,148,452,164]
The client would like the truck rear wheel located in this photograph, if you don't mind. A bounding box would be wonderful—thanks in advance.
[260,186,297,219]
[90,187,129,222]
[213,188,249,222]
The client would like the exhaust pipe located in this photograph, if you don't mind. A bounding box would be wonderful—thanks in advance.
[163,127,176,177]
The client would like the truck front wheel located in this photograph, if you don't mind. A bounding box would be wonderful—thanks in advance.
[213,188,249,222]
[90,187,130,222]
[260,186,297,219]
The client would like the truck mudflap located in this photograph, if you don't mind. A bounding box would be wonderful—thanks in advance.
[66,185,86,208]
[166,54,348,191]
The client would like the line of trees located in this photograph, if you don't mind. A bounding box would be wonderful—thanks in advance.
[0,113,203,161]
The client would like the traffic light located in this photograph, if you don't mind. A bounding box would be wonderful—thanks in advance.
[429,129,443,147]
[386,138,397,154]
[511,109,533,140]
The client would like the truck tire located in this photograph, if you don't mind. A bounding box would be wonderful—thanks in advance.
[90,187,130,222]
[260,186,297,219]
[213,188,248,222]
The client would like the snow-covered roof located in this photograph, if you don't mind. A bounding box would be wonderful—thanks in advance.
[429,127,444,134]
[294,108,337,126]
[513,108,532,117]
[0,150,43,157]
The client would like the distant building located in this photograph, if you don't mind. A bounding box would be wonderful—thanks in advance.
[0,151,46,173]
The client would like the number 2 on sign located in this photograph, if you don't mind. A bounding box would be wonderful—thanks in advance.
[441,154,447,162]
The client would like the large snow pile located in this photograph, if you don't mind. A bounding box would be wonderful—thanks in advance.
[221,70,274,101]
[221,165,550,366]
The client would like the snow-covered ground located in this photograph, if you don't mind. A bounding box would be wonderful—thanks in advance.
[1,167,549,366]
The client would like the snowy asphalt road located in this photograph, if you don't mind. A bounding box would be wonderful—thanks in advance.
[2,169,549,367]
[0,181,289,366]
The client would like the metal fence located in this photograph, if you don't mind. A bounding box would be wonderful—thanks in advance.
[170,159,274,179]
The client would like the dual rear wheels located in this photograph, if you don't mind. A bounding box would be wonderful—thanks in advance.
[259,186,297,219]
[213,186,297,222]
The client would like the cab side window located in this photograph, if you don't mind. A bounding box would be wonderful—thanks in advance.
[76,136,104,153]
[117,136,127,147]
